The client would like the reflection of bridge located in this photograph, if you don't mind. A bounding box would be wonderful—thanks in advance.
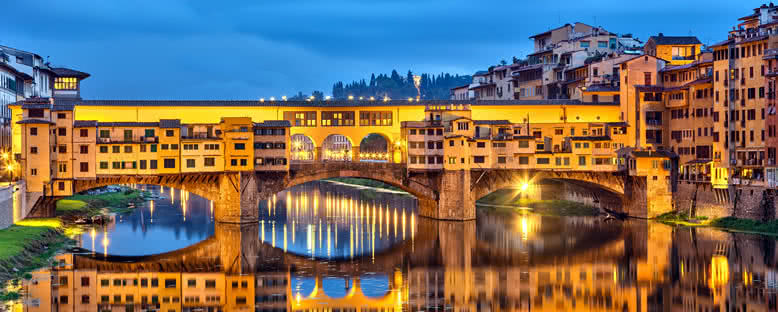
[28,215,668,312]
[70,216,632,276]
[42,162,657,223]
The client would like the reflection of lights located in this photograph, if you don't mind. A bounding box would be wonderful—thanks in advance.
[709,255,729,290]
[102,230,109,256]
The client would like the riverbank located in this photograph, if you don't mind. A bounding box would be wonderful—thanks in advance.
[0,218,75,299]
[656,211,778,236]
[55,186,151,219]
[477,189,600,216]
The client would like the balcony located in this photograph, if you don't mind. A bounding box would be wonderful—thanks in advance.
[739,158,764,167]
[645,120,663,127]
[671,55,696,61]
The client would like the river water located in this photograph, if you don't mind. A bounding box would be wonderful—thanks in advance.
[5,180,778,311]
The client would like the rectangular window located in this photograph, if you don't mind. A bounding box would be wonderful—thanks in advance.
[320,111,355,126]
[234,143,245,150]
[284,111,318,127]
[150,144,157,152]
[204,157,215,167]
[99,162,108,169]
[165,130,174,137]
[149,160,158,169]
[359,111,393,126]
[145,129,155,137]
[99,130,110,138]
[163,159,175,169]
[186,159,195,168]
[79,129,88,137]
[140,160,147,169]
[29,127,37,136]
[124,146,132,153]
[536,158,550,165]
[58,128,66,136]
[54,77,77,90]
[80,162,88,172]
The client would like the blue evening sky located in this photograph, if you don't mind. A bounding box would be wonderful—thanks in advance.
[0,1,752,99]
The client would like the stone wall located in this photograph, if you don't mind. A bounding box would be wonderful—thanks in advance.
[0,182,27,229]
[673,182,778,221]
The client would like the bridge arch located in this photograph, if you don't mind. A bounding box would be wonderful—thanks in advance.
[358,132,393,162]
[291,134,316,163]
[73,173,224,202]
[321,134,354,162]
[471,169,627,210]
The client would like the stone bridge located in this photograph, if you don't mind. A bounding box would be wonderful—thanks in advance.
[33,163,660,222]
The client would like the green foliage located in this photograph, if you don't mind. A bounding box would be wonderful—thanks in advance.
[710,217,778,235]
[0,291,20,301]
[0,219,60,261]
[64,188,147,212]
[55,199,88,212]
[477,189,599,216]
[325,178,404,192]
[331,70,471,100]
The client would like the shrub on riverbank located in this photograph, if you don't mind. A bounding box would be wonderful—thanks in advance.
[655,211,778,235]
[56,187,149,216]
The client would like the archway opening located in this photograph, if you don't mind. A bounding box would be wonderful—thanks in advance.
[291,134,316,163]
[359,133,390,162]
[475,178,623,213]
[321,134,353,162]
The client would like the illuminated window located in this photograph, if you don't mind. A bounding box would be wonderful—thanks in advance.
[54,77,78,90]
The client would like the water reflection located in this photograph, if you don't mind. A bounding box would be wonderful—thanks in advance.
[12,181,778,312]
[76,185,215,256]
[259,181,418,259]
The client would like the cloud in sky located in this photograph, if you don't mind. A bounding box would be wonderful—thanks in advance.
[0,0,748,99]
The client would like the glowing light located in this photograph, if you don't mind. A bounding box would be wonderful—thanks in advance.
[260,98,265,102]
[520,182,529,192]
[359,96,364,100]
[270,96,276,101]
[325,96,331,100]
[348,95,354,100]
[369,96,375,101]
[282,95,287,101]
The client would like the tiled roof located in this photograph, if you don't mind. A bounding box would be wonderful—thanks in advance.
[97,122,160,127]
[709,39,733,48]
[0,62,33,80]
[648,35,701,45]
[51,104,75,111]
[73,120,98,127]
[254,120,291,128]
[634,85,666,92]
[473,120,511,125]
[51,67,90,79]
[21,103,51,109]
[16,119,54,125]
[159,119,181,128]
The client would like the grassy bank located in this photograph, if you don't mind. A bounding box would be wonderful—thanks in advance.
[324,178,405,192]
[0,218,73,296]
[655,211,778,236]
[56,187,149,216]
[477,190,600,216]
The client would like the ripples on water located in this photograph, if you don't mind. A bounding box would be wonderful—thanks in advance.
[8,180,778,312]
